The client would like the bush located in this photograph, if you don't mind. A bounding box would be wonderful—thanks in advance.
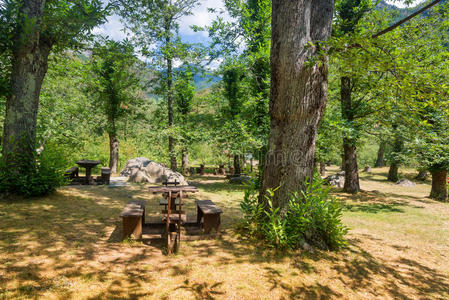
[0,147,68,197]
[240,176,348,250]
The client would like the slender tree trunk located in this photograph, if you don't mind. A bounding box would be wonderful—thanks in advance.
[415,170,428,181]
[430,169,447,201]
[341,77,360,193]
[387,131,402,182]
[387,163,399,182]
[109,133,119,173]
[260,0,334,208]
[320,162,326,177]
[233,154,241,175]
[167,56,176,171]
[343,140,360,193]
[341,153,345,170]
[165,19,177,172]
[2,0,51,172]
[375,141,386,167]
[181,148,188,175]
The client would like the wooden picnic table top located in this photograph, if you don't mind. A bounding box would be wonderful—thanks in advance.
[148,185,199,193]
[76,160,101,168]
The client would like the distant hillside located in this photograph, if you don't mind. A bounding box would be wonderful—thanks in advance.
[194,73,221,90]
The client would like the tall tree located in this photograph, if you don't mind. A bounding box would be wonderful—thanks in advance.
[90,38,142,173]
[260,0,334,208]
[0,0,106,175]
[333,0,371,193]
[174,68,195,175]
[120,0,201,171]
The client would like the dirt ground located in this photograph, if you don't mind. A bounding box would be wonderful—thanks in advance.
[0,167,448,299]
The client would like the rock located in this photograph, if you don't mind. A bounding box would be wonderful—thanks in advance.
[337,171,345,176]
[300,241,315,253]
[396,179,416,187]
[120,157,151,176]
[120,157,188,185]
[324,174,345,188]
[363,165,372,172]
[229,176,252,185]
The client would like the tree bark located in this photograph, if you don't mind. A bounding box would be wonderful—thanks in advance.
[375,141,386,167]
[2,0,51,171]
[181,148,188,175]
[341,77,360,193]
[165,18,177,172]
[415,170,428,181]
[343,140,360,193]
[260,0,334,208]
[387,163,399,182]
[320,162,326,177]
[430,169,447,201]
[233,154,241,175]
[109,133,119,173]
[387,131,402,182]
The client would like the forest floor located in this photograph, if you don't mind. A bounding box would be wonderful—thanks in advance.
[1,167,448,299]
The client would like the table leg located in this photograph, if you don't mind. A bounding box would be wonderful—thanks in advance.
[85,167,91,185]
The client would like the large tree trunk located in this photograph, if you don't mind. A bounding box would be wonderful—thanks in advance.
[388,163,399,182]
[430,169,447,201]
[341,77,360,193]
[2,0,50,171]
[233,154,241,175]
[375,141,386,167]
[109,133,119,173]
[181,148,188,175]
[260,0,334,208]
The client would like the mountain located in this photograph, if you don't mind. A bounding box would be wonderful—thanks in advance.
[193,73,221,90]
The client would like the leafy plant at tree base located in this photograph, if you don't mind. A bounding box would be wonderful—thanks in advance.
[0,145,68,197]
[240,176,348,251]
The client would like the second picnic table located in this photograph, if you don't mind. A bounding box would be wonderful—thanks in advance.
[76,160,101,185]
[149,184,199,253]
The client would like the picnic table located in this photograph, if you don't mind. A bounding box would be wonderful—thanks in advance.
[76,160,101,185]
[149,184,199,254]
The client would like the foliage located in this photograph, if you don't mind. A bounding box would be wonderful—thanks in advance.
[241,176,348,251]
[89,37,143,137]
[0,145,68,197]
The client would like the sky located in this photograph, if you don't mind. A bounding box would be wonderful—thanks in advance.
[93,0,229,44]
[94,0,425,47]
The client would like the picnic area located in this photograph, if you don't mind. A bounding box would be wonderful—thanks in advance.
[2,0,449,299]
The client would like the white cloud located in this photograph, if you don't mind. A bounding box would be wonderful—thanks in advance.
[178,0,230,37]
[92,15,129,41]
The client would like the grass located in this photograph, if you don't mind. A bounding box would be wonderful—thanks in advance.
[0,167,448,299]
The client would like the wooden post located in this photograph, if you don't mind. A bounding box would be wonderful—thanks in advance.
[166,190,171,254]
[178,190,183,246]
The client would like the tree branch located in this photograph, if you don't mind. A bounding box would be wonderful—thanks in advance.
[372,0,443,38]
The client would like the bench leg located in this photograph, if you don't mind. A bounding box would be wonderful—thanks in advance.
[197,205,203,226]
[203,214,221,234]
[122,216,142,240]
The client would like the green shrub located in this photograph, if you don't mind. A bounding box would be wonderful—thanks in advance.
[240,176,348,250]
[0,147,68,197]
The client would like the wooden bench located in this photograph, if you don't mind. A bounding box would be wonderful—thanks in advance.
[196,200,223,234]
[120,200,146,240]
[65,166,79,179]
[101,167,111,185]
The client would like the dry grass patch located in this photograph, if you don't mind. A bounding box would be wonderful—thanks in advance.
[1,169,448,299]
